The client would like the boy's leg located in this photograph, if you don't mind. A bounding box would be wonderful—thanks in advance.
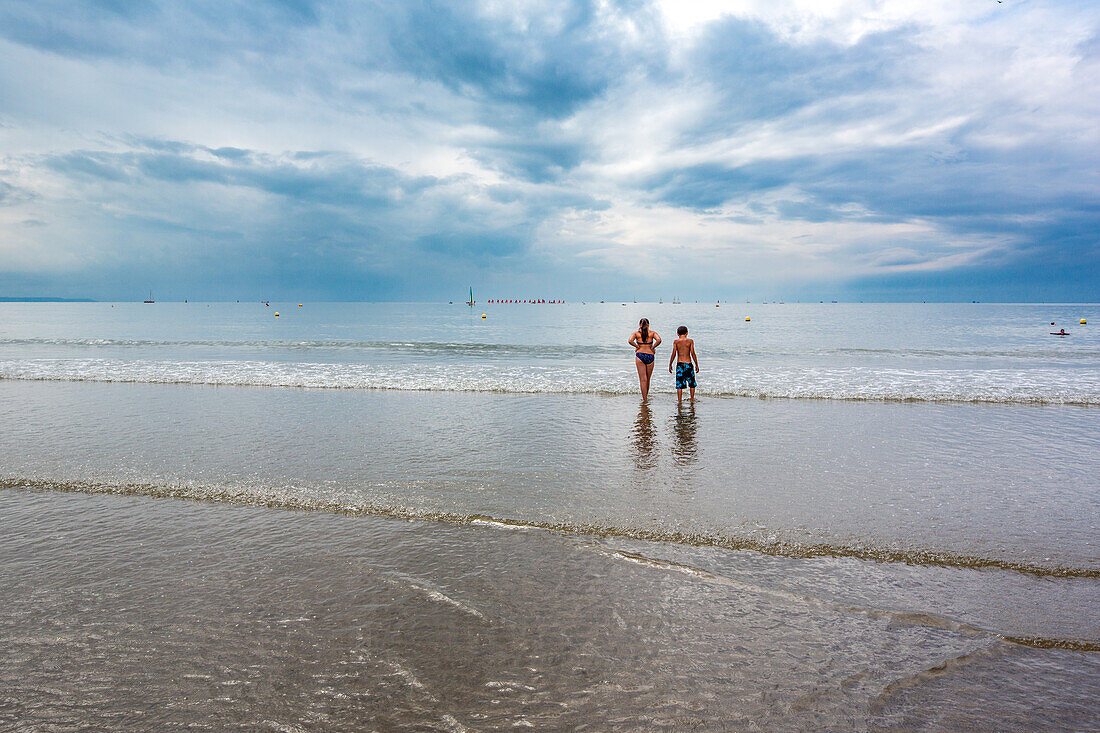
[689,387,695,400]
[677,388,683,402]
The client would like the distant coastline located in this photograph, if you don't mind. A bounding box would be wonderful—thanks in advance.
[0,297,95,302]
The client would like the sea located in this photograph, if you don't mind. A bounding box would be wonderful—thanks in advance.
[1,301,1097,730]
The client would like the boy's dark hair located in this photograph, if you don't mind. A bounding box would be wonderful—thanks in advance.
[677,325,688,335]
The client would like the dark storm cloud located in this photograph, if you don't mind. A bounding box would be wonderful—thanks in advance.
[41,145,435,210]
[0,0,656,119]
[16,137,606,299]
[417,230,530,258]
[380,0,661,119]
[646,161,803,210]
[646,142,1100,255]
[469,138,590,182]
[1,0,659,187]
[685,18,917,137]
[635,13,1097,271]
[0,0,321,64]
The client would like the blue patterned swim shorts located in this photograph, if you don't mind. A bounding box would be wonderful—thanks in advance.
[675,362,696,389]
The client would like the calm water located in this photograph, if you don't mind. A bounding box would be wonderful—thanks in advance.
[1,302,1098,729]
[1,301,1098,402]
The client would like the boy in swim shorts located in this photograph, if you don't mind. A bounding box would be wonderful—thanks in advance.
[669,326,699,402]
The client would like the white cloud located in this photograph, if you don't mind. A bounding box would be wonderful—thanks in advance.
[0,0,1096,299]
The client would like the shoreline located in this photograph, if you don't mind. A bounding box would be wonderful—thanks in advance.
[1,379,1095,573]
[2,486,1097,730]
[3,477,1096,582]
[2,371,1099,407]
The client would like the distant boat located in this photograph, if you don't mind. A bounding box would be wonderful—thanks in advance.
[465,286,475,307]
[143,290,154,303]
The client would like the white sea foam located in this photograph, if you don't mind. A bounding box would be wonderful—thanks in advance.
[3,337,1098,362]
[5,476,1096,580]
[1,357,1098,405]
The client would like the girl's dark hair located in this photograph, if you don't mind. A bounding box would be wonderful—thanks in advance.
[639,318,649,344]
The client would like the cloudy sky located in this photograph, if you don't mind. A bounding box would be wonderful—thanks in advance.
[0,0,1097,301]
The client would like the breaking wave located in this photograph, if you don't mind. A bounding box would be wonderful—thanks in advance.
[1,358,1098,405]
[3,337,1099,361]
[3,476,1097,581]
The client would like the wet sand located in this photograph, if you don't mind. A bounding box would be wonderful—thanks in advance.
[3,487,1098,731]
[1,378,1098,729]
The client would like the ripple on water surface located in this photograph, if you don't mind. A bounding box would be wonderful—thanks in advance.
[0,487,1098,730]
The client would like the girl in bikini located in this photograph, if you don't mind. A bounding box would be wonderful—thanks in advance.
[628,318,661,400]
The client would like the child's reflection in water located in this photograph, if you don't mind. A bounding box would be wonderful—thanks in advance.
[630,402,658,472]
[671,402,698,466]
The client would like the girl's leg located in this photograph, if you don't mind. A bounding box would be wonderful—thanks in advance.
[635,358,648,399]
[643,361,655,399]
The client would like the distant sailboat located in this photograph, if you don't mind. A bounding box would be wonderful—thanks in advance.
[465,287,475,307]
[143,290,154,303]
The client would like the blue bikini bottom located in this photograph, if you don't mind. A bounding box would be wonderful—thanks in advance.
[636,352,655,365]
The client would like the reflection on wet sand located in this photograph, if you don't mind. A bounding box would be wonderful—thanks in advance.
[630,402,658,471]
[671,402,698,465]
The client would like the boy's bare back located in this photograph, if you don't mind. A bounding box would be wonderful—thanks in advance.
[673,337,695,363]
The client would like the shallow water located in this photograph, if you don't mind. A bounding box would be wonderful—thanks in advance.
[1,302,1098,728]
[2,489,1098,731]
[1,301,1098,403]
[2,381,1096,579]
